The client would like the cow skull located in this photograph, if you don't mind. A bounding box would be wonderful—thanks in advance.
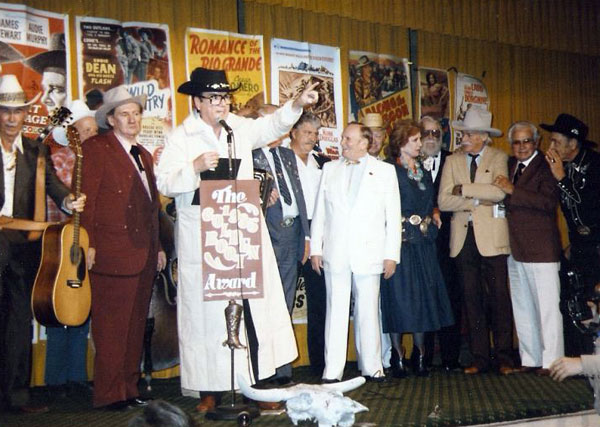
[238,376,368,427]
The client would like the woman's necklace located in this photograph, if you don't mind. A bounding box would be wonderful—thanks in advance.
[399,157,426,191]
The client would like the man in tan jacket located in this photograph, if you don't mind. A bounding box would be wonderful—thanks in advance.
[438,107,513,375]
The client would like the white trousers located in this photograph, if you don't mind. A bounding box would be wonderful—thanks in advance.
[323,270,383,380]
[508,256,564,368]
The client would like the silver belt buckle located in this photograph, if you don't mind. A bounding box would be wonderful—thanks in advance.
[280,217,295,228]
[408,214,422,225]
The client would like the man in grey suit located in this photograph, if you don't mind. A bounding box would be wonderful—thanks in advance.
[252,132,310,383]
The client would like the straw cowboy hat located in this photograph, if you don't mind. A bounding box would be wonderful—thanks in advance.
[177,67,239,96]
[361,113,385,129]
[95,85,146,129]
[23,33,66,74]
[451,106,502,137]
[52,100,96,146]
[540,113,597,149]
[0,74,41,108]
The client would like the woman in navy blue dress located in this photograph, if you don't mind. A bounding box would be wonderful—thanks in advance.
[380,120,454,377]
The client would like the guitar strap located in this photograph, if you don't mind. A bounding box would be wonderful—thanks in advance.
[0,153,57,239]
[29,153,46,240]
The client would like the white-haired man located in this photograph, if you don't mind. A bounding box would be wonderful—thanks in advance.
[438,107,514,375]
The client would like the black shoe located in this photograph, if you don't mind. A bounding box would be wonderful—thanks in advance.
[364,375,387,383]
[275,376,293,386]
[390,348,408,378]
[102,401,131,411]
[442,361,462,372]
[127,397,152,407]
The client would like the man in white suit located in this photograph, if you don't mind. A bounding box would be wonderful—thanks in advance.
[310,122,401,382]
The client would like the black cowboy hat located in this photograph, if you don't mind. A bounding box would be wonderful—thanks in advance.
[177,67,239,96]
[23,33,66,74]
[540,113,597,149]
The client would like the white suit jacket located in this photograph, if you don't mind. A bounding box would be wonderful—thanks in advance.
[310,156,401,274]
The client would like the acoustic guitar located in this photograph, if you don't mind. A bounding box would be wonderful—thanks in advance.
[32,125,91,327]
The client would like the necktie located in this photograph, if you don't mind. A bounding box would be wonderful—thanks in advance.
[513,162,525,184]
[432,157,436,171]
[270,148,292,205]
[469,154,479,183]
[130,145,145,172]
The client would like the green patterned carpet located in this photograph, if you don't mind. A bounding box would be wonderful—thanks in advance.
[0,364,593,426]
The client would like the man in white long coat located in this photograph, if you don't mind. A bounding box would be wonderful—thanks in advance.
[156,68,318,411]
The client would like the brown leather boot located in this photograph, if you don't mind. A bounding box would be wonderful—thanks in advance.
[195,395,216,412]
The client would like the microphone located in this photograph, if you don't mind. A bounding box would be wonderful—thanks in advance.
[219,119,233,134]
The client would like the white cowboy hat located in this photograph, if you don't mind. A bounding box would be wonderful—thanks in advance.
[52,100,96,146]
[361,112,385,129]
[451,106,502,137]
[0,74,41,108]
[95,85,146,129]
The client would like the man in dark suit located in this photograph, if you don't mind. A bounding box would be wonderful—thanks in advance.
[0,75,84,412]
[420,115,462,372]
[289,112,328,374]
[81,86,164,410]
[493,121,563,375]
[252,128,310,383]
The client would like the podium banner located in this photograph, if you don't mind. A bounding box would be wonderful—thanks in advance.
[200,180,264,301]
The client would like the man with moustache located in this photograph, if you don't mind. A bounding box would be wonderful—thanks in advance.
[157,68,318,411]
[493,121,563,375]
[0,75,85,413]
[311,122,401,383]
[252,111,310,385]
[438,107,514,375]
[81,86,165,410]
[289,112,328,374]
[542,114,600,299]
[420,116,462,371]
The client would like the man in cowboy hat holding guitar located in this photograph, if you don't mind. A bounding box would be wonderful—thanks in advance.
[157,67,318,412]
[0,75,85,413]
[80,85,165,410]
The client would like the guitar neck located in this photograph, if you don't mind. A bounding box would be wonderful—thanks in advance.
[69,128,83,249]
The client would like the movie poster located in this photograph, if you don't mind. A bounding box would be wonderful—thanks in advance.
[184,28,266,115]
[454,72,489,149]
[348,51,411,136]
[0,2,70,139]
[418,67,451,150]
[75,16,175,155]
[271,38,343,159]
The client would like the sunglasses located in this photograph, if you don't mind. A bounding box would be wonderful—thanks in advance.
[421,129,441,138]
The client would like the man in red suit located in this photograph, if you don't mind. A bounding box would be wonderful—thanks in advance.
[81,86,165,410]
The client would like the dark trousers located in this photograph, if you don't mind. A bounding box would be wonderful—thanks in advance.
[454,226,512,369]
[0,234,41,407]
[90,253,155,407]
[424,239,462,367]
[45,319,90,385]
[302,258,326,371]
[266,207,303,380]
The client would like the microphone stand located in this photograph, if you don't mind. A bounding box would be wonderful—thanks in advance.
[206,123,259,424]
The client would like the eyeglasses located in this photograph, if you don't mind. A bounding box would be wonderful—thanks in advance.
[421,129,441,138]
[200,94,232,105]
[512,138,535,146]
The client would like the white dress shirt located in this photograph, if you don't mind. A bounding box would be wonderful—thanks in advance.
[114,133,152,199]
[295,152,322,220]
[0,134,24,217]
[262,146,299,218]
